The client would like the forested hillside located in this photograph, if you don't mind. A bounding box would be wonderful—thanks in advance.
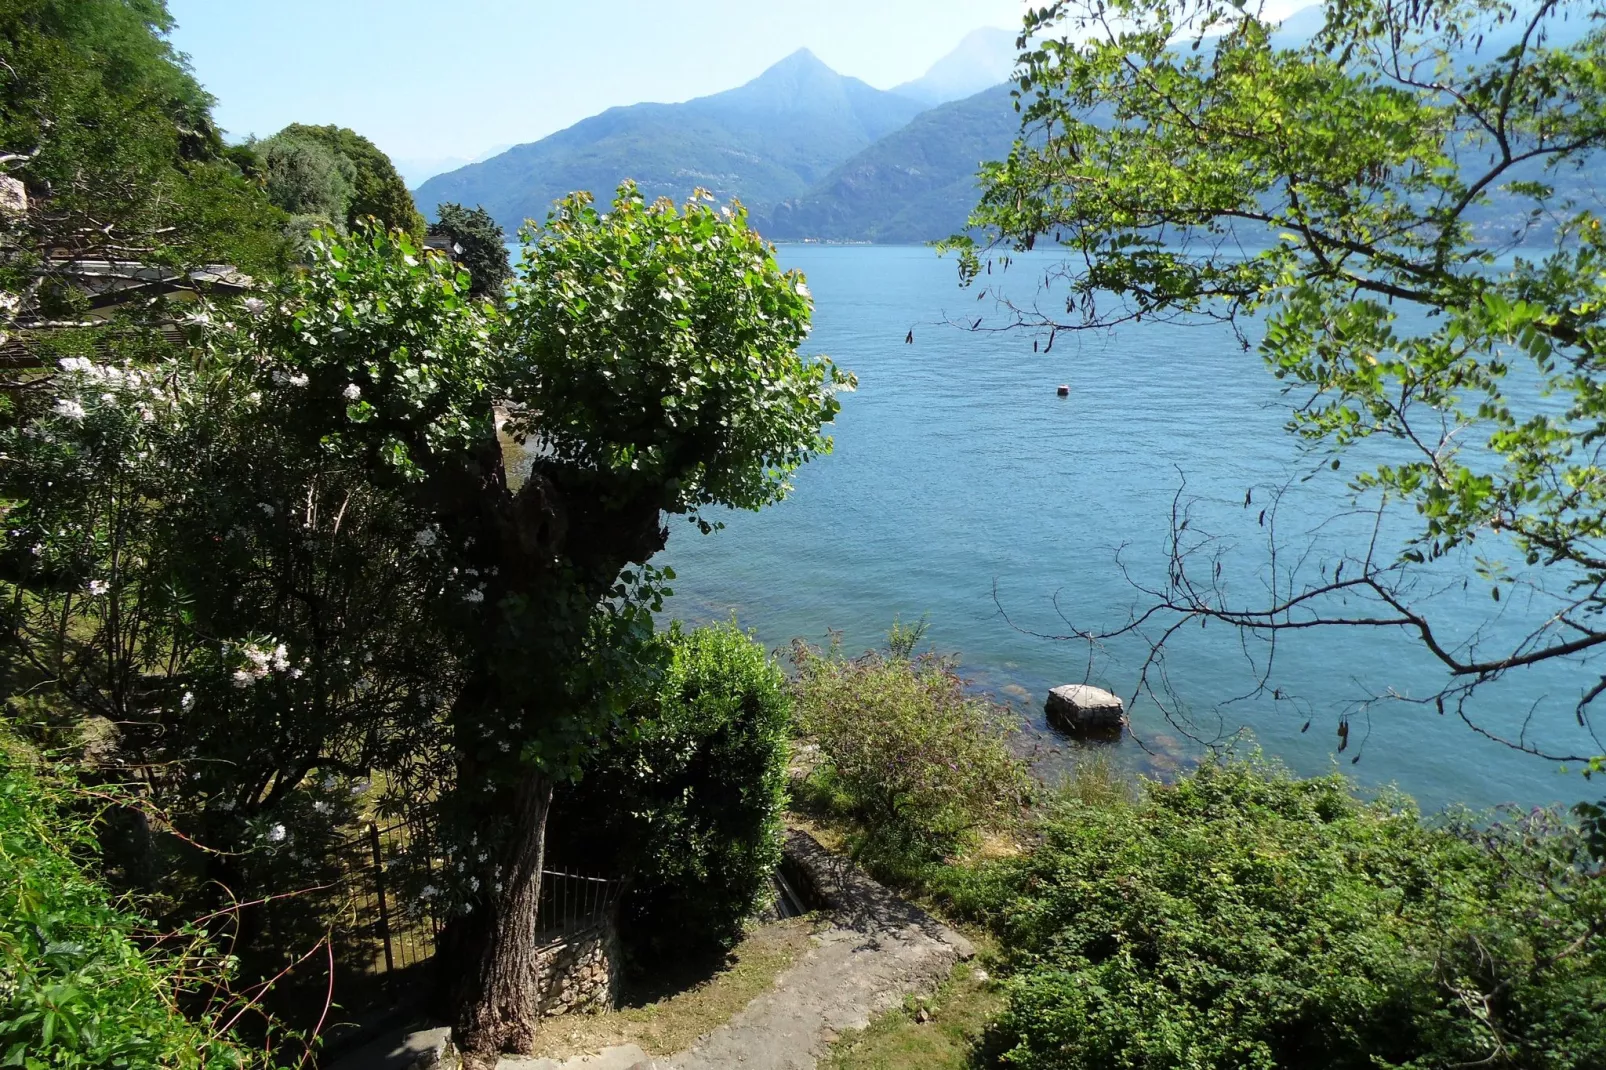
[758,84,1017,243]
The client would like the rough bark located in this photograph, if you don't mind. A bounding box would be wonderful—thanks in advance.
[451,768,555,1059]
[442,447,671,1058]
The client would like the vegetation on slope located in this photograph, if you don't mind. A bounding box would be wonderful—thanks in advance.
[0,744,273,1069]
[760,84,1018,243]
[942,759,1606,1069]
[0,0,285,273]
[272,123,425,240]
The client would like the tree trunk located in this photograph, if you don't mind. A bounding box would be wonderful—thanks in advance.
[451,767,555,1058]
[440,458,670,1058]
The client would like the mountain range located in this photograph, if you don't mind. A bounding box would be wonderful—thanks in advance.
[413,31,1021,244]
[414,7,1591,246]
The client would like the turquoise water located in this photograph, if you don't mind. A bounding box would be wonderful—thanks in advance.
[648,244,1600,813]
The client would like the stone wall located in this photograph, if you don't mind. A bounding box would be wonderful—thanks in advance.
[532,918,621,1018]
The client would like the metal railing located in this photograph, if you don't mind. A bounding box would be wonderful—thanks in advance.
[536,868,625,939]
[327,819,624,975]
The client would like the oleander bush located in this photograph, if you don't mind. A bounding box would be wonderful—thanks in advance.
[0,744,275,1069]
[790,634,1030,879]
[548,622,791,964]
[940,759,1606,1070]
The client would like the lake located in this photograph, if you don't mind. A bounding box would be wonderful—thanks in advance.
[649,243,1601,813]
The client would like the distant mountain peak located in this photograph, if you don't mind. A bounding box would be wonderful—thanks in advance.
[413,41,924,234]
[706,44,903,121]
[733,46,845,97]
[773,46,827,69]
[894,26,1019,106]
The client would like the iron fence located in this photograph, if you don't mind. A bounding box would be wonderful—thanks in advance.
[325,819,624,976]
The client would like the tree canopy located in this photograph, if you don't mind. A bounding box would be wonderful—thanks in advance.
[0,0,284,272]
[956,0,1606,764]
[276,123,424,239]
[258,131,355,232]
[429,202,511,298]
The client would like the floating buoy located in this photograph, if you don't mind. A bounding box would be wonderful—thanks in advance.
[1056,384,1070,397]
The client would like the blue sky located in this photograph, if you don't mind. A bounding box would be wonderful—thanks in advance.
[166,0,1033,178]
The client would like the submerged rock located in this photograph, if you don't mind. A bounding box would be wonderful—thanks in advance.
[1045,684,1125,737]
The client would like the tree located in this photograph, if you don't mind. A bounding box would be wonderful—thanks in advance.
[429,202,512,299]
[202,186,849,1055]
[258,131,355,235]
[276,123,425,240]
[954,0,1606,767]
[0,0,285,277]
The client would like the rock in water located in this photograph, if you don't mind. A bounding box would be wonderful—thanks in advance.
[1045,684,1125,737]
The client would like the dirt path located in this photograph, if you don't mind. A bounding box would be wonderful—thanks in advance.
[338,830,970,1070]
[662,830,974,1070]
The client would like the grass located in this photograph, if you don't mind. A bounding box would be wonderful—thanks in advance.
[822,952,1004,1070]
[524,916,820,1058]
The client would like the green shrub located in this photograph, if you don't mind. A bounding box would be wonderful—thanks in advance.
[0,747,271,1069]
[944,759,1606,1070]
[790,636,1029,877]
[549,622,791,964]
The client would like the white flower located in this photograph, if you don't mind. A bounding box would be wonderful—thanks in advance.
[266,823,287,843]
[86,578,109,596]
[181,691,195,711]
[463,589,485,604]
[795,281,812,300]
[420,884,437,900]
[342,383,362,401]
[272,644,290,672]
[312,800,331,814]
[182,309,212,328]
[288,372,309,388]
[243,645,272,675]
[414,526,438,548]
[241,297,267,315]
[469,877,480,892]
[231,669,255,688]
[52,398,86,421]
[58,357,93,374]
[258,502,275,518]
[290,667,304,679]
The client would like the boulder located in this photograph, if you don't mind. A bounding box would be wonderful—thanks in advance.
[1045,684,1125,737]
[0,176,25,219]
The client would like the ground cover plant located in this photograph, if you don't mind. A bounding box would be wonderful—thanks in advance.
[938,759,1606,1069]
[0,741,286,1069]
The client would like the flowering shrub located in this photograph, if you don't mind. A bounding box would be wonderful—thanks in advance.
[790,635,1029,876]
[0,305,465,954]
